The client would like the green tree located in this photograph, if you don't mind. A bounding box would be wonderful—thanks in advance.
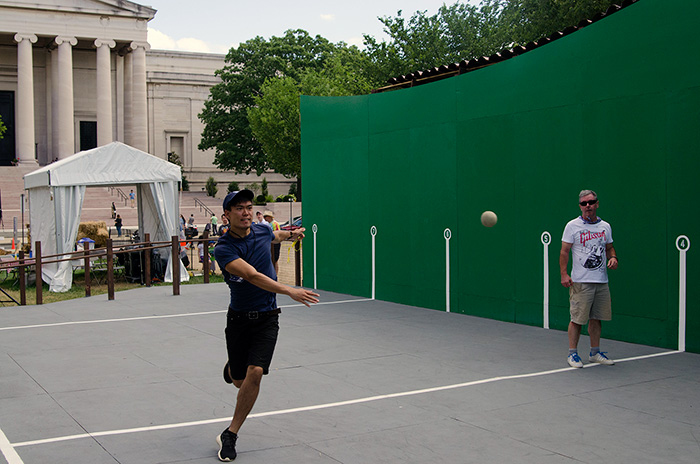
[507,0,621,45]
[363,0,620,82]
[199,30,347,176]
[227,181,239,193]
[0,115,6,140]
[205,177,218,197]
[168,151,189,191]
[247,56,375,199]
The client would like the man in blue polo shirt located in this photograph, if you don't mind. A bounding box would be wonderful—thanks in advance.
[214,189,319,461]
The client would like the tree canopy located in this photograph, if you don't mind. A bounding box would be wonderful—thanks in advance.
[200,0,621,185]
[198,30,373,177]
[364,0,621,82]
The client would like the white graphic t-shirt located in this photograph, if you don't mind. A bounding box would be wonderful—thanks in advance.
[562,217,613,283]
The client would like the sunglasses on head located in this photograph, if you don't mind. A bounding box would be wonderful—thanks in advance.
[579,199,598,206]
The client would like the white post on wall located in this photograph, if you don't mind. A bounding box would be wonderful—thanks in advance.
[444,228,452,312]
[312,224,318,289]
[541,231,552,329]
[370,226,377,300]
[676,235,690,352]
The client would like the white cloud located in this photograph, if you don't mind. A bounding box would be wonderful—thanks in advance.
[147,28,176,50]
[320,13,335,21]
[148,28,232,54]
[175,37,214,53]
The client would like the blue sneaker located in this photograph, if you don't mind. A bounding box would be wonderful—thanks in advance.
[589,351,614,365]
[567,352,583,368]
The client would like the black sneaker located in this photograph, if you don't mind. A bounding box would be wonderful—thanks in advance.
[223,361,233,384]
[216,428,237,461]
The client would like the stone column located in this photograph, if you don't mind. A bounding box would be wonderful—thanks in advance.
[115,54,124,142]
[123,51,133,146]
[14,33,39,165]
[130,41,150,152]
[55,36,77,159]
[94,39,116,146]
[50,47,59,161]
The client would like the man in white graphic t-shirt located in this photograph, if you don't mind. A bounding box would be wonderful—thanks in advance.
[560,190,618,368]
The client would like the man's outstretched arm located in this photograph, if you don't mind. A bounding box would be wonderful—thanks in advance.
[224,258,319,306]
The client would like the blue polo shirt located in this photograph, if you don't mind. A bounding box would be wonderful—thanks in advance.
[214,224,277,312]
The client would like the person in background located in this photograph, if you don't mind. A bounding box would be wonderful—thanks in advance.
[114,214,123,237]
[211,214,219,236]
[560,189,618,368]
[219,213,229,235]
[199,229,216,274]
[129,189,135,208]
[111,202,117,219]
[263,210,281,274]
[255,211,269,227]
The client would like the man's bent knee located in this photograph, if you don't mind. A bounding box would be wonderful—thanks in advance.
[245,365,264,384]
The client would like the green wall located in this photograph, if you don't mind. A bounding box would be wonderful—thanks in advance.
[301,0,700,353]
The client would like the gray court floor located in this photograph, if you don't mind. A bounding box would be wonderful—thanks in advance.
[1,284,699,464]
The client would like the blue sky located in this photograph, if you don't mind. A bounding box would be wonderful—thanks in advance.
[146,0,479,54]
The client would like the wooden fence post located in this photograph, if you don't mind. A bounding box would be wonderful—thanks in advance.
[203,238,210,284]
[84,248,91,297]
[35,241,42,305]
[172,236,180,296]
[107,239,115,300]
[18,250,26,306]
[144,233,151,287]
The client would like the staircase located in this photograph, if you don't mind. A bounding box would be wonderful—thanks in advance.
[0,166,217,235]
[1,166,301,239]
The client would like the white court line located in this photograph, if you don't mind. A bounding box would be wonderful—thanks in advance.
[0,427,24,464]
[0,298,373,332]
[11,350,681,449]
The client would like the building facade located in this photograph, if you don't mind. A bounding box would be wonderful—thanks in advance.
[0,0,294,195]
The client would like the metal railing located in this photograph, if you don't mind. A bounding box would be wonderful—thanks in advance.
[194,197,215,218]
[110,187,130,206]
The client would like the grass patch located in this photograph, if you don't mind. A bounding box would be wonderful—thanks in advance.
[0,270,225,306]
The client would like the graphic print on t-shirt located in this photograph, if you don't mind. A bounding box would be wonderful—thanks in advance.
[577,229,607,270]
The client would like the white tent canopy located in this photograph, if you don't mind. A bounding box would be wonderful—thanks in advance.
[24,142,189,292]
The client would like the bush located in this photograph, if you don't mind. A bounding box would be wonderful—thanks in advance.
[275,194,296,202]
[288,183,297,196]
[247,182,260,195]
[205,177,218,197]
[181,176,190,191]
[255,194,267,205]
[227,181,239,193]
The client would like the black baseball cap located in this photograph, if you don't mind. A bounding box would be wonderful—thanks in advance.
[223,190,254,210]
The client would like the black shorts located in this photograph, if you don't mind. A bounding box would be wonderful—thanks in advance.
[225,312,280,380]
[272,243,281,261]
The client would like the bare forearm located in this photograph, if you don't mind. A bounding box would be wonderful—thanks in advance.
[246,271,293,297]
[272,230,294,244]
[559,252,569,276]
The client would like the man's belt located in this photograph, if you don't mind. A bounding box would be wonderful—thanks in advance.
[227,308,281,320]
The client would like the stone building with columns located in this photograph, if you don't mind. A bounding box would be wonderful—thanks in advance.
[0,0,294,195]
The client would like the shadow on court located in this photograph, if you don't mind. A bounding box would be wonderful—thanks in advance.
[1,284,698,463]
